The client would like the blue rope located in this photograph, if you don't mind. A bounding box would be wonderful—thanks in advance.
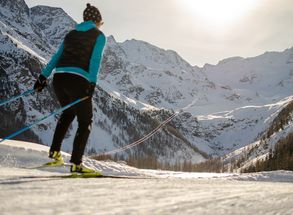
[0,96,89,143]
[0,89,35,107]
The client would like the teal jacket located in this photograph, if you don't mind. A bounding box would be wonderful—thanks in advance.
[41,21,106,84]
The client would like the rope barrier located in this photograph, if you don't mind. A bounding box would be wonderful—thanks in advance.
[94,111,180,157]
[89,87,196,157]
[90,87,196,157]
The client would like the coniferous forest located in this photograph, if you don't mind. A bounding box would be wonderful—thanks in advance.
[242,132,293,173]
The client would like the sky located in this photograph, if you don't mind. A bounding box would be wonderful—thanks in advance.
[25,0,293,67]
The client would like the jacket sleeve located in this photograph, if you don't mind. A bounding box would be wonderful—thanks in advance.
[41,42,64,78]
[89,33,106,83]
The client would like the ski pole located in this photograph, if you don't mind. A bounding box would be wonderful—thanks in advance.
[0,89,35,107]
[0,96,89,143]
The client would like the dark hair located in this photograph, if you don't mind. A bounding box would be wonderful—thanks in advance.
[83,3,102,23]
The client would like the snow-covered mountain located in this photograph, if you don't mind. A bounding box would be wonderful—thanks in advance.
[98,38,293,168]
[100,36,213,110]
[193,50,293,162]
[0,0,206,165]
[101,34,293,163]
[1,0,292,170]
[30,5,76,49]
[203,50,293,109]
[0,0,53,58]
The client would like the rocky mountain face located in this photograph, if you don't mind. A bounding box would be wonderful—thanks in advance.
[30,5,76,49]
[0,0,206,165]
[100,36,214,110]
[0,0,53,58]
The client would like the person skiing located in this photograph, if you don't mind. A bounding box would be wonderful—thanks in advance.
[33,3,106,173]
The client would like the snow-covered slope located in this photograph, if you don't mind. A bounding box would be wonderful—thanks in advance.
[30,5,76,49]
[1,139,293,180]
[193,50,293,162]
[0,140,146,176]
[0,0,53,58]
[1,140,293,215]
[203,49,293,110]
[174,96,293,156]
[223,97,293,172]
[100,37,213,110]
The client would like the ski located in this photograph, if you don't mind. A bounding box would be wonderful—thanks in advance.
[58,173,149,179]
[27,162,71,169]
[14,174,146,179]
[63,172,104,178]
[24,163,150,179]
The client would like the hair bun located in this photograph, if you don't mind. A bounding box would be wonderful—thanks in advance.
[87,3,91,8]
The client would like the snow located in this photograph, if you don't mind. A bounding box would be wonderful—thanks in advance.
[1,140,293,214]
[4,32,46,62]
[99,81,159,111]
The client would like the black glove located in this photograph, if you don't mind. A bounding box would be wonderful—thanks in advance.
[86,83,96,96]
[34,74,48,92]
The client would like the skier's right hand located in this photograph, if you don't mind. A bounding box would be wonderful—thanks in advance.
[86,83,96,97]
[34,74,48,92]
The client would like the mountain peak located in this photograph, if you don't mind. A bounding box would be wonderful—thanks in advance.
[107,35,117,44]
[0,0,29,19]
[217,56,244,65]
[119,38,194,71]
[0,0,29,14]
[30,5,71,19]
[30,5,76,48]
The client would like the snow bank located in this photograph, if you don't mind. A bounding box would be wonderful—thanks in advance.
[0,140,149,177]
[1,140,293,182]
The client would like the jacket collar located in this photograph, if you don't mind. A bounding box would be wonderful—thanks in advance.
[76,21,97,32]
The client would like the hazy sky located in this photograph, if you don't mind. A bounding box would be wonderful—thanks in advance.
[25,0,293,67]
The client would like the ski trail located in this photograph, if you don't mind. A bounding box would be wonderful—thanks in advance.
[1,167,293,215]
[1,140,293,214]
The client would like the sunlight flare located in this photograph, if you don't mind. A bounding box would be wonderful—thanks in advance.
[178,0,261,28]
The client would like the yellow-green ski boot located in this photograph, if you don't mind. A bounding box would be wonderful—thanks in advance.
[70,163,96,174]
[45,151,65,167]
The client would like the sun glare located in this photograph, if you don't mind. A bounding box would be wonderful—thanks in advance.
[178,0,260,29]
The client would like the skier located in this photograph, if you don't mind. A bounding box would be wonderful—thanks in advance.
[33,3,106,173]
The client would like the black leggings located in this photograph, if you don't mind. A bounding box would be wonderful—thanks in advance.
[50,73,93,165]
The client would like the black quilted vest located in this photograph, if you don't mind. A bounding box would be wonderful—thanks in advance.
[56,28,101,73]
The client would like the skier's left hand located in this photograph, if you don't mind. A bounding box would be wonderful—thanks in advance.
[34,74,48,92]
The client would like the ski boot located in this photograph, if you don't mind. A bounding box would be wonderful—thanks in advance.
[70,163,96,174]
[46,151,65,167]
